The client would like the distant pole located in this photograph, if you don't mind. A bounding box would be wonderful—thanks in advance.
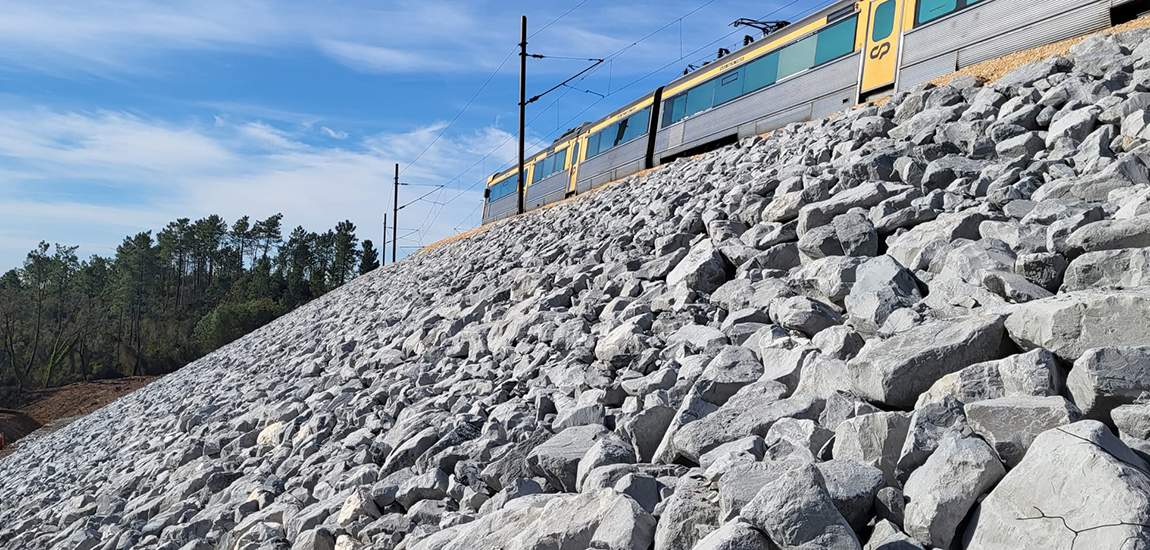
[381,213,387,267]
[517,15,527,215]
[393,163,399,264]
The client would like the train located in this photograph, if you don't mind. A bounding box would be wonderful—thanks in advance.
[482,0,1150,225]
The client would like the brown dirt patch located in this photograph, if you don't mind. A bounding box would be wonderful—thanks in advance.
[19,377,159,426]
[0,410,39,444]
[0,377,157,458]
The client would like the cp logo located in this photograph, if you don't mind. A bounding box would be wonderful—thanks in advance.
[869,42,891,60]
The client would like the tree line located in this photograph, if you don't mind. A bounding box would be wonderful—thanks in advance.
[0,214,381,406]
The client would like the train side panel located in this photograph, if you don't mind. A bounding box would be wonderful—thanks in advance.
[654,51,861,164]
[573,94,659,193]
[897,0,1114,91]
[653,8,865,164]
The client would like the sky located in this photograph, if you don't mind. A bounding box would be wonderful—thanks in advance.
[0,0,822,270]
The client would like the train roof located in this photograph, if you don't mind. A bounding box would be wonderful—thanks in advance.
[661,0,859,93]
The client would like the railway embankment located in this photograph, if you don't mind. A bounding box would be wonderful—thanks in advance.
[8,22,1150,550]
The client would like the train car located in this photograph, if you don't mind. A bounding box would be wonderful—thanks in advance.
[481,163,530,225]
[571,89,663,194]
[482,134,582,224]
[480,0,1148,225]
[653,0,868,165]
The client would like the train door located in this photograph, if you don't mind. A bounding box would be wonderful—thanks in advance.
[567,140,581,196]
[859,0,905,94]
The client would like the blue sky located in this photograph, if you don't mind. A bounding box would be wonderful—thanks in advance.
[0,0,816,270]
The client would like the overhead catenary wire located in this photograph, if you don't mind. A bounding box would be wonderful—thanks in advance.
[400,0,592,178]
[610,0,825,97]
[428,0,814,242]
[530,0,591,38]
[400,47,517,176]
[420,0,731,219]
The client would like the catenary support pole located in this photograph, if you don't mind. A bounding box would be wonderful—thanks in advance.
[393,163,399,264]
[381,213,387,267]
[517,15,527,215]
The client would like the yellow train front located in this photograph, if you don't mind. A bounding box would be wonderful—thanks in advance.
[482,0,1146,226]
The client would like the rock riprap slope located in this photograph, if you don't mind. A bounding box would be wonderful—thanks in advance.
[9,29,1150,550]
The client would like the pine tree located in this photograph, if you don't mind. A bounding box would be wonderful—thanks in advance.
[358,240,380,275]
[0,212,381,407]
[230,216,252,271]
[331,221,360,287]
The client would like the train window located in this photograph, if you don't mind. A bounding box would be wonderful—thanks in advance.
[686,79,716,117]
[663,94,687,126]
[621,108,650,143]
[602,122,619,149]
[571,143,579,166]
[778,35,817,80]
[743,52,779,94]
[614,118,630,148]
[488,175,514,201]
[531,160,542,183]
[713,69,744,106]
[555,149,568,172]
[917,0,958,24]
[541,156,555,180]
[586,133,601,159]
[815,16,858,66]
[871,1,896,41]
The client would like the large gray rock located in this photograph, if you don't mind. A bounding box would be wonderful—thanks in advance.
[834,212,880,257]
[844,255,922,335]
[395,468,449,509]
[914,349,1063,407]
[1064,216,1150,258]
[692,520,776,550]
[410,489,656,550]
[575,434,636,492]
[887,212,983,272]
[674,389,821,463]
[1062,247,1150,291]
[895,396,971,485]
[964,421,1150,550]
[964,396,1081,468]
[848,315,1007,407]
[695,346,767,404]
[832,411,912,487]
[766,418,834,462]
[526,424,609,492]
[741,462,862,550]
[1068,346,1150,423]
[1115,403,1150,437]
[595,316,651,365]
[864,520,923,550]
[1045,106,1098,147]
[817,459,886,533]
[668,239,730,293]
[718,462,785,521]
[903,436,1005,550]
[1005,289,1150,361]
[655,476,720,550]
[771,296,844,337]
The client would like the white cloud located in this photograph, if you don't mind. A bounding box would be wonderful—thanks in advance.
[315,40,455,74]
[0,0,782,77]
[237,121,304,151]
[321,126,348,140]
[0,109,237,179]
[0,106,527,269]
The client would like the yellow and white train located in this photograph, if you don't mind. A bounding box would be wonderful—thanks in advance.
[482,0,1147,224]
